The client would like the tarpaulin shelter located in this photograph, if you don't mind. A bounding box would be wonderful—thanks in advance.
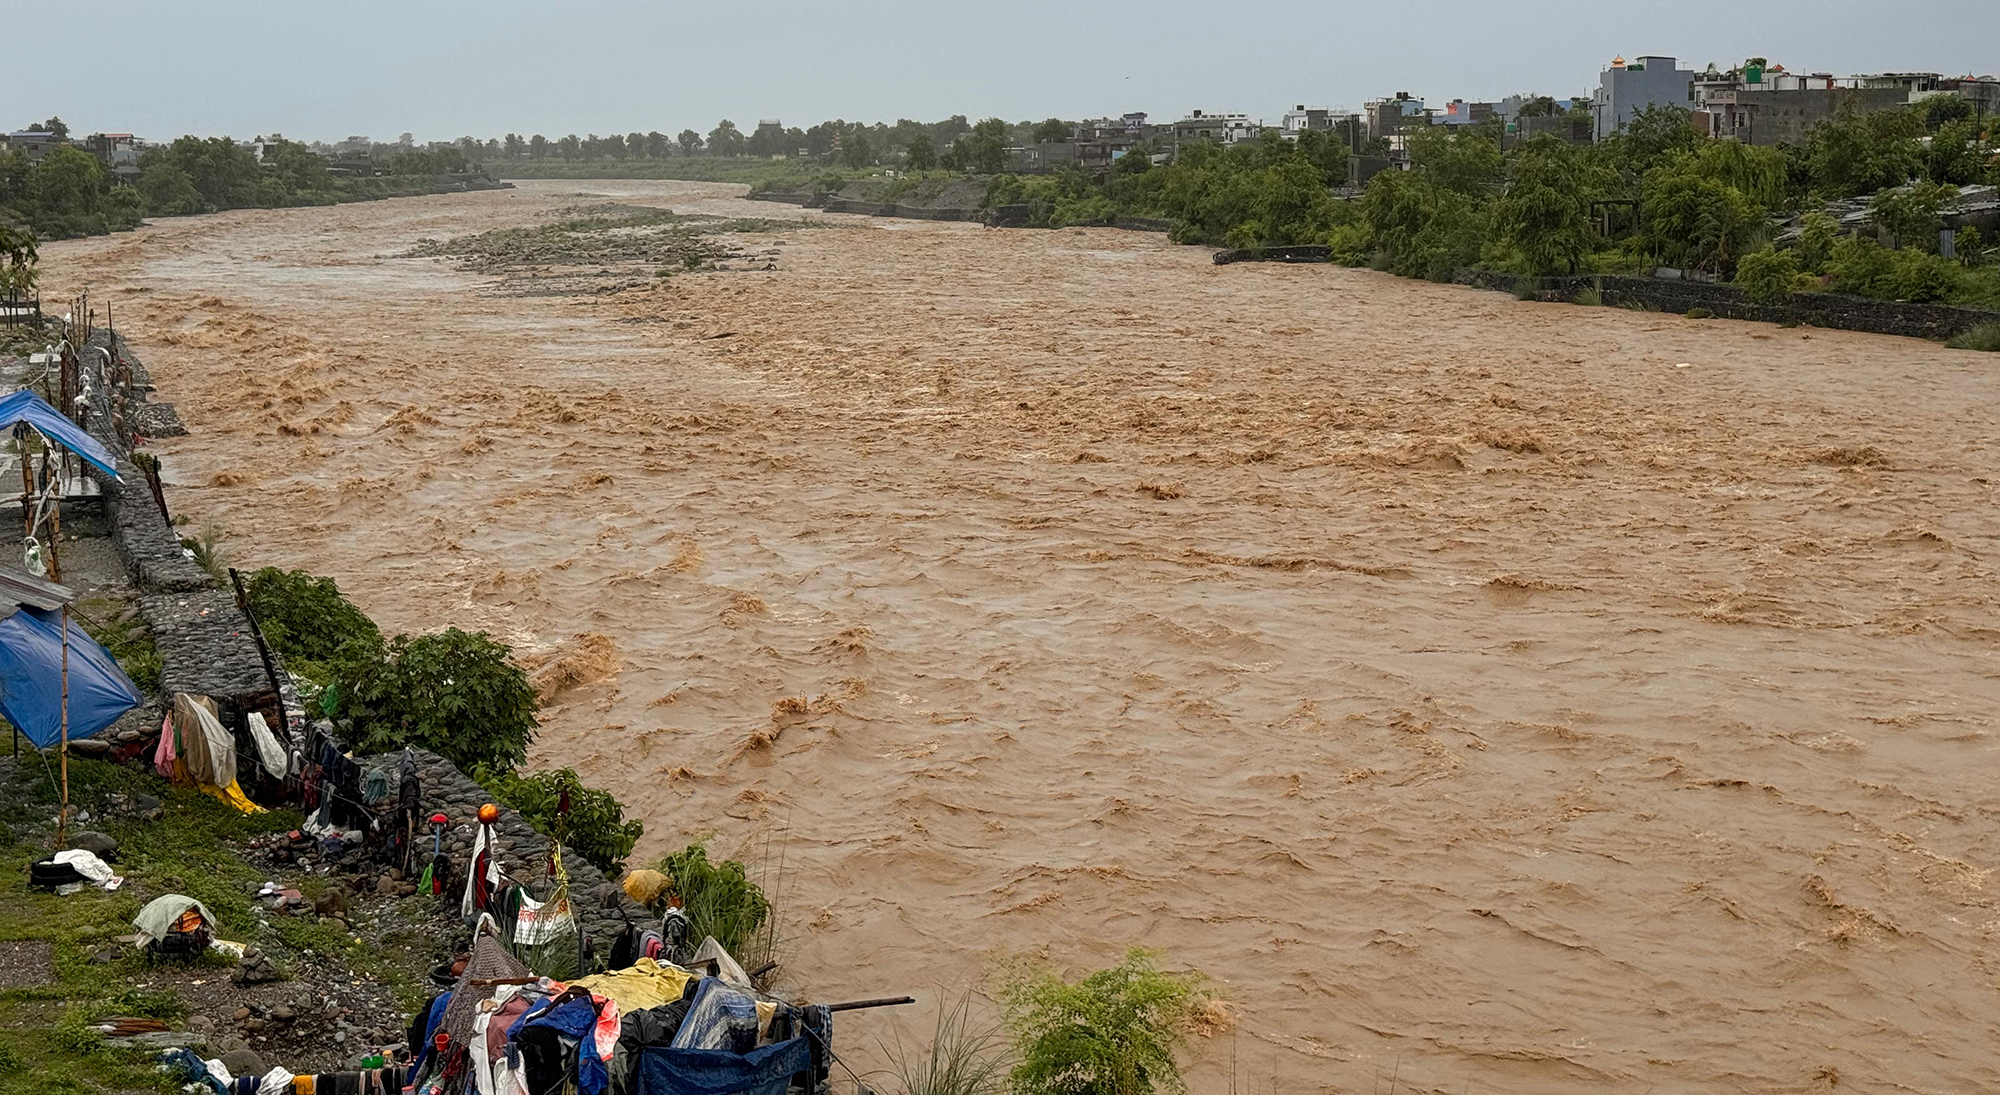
[0,573,140,749]
[0,389,121,480]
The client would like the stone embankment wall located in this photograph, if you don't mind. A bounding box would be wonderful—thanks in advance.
[1200,254,1998,342]
[1457,270,1999,341]
[75,328,647,951]
[752,188,1173,233]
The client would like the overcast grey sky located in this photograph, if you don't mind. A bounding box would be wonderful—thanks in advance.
[18,1,1997,142]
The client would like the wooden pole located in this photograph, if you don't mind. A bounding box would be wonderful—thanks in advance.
[58,603,69,849]
[38,445,60,585]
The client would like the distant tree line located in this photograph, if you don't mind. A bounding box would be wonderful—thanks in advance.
[0,132,481,241]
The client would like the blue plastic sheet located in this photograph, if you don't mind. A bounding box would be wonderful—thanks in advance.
[634,1038,809,1095]
[0,389,121,480]
[0,605,141,748]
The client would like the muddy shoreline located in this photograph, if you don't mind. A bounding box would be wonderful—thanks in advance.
[39,180,2000,1094]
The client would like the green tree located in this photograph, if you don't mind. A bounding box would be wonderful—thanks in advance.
[677,128,702,156]
[1795,212,1840,274]
[842,129,873,169]
[478,766,643,874]
[644,131,670,159]
[504,133,525,159]
[1734,246,1802,304]
[904,135,937,171]
[136,162,203,215]
[967,117,1011,174]
[1033,118,1073,143]
[244,567,383,672]
[1640,165,1762,274]
[32,116,68,140]
[1497,136,1597,275]
[1805,103,1923,197]
[559,134,581,160]
[0,224,36,296]
[29,146,109,223]
[1871,181,1957,250]
[707,120,745,156]
[339,628,540,772]
[529,134,548,160]
[1924,119,1982,185]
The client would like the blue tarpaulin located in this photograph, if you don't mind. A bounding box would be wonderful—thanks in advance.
[0,605,141,749]
[0,388,121,480]
[635,1039,810,1095]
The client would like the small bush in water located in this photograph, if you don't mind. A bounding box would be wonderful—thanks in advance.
[1000,948,1214,1095]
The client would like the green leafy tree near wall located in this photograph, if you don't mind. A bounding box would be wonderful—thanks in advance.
[338,628,539,773]
[1497,136,1597,275]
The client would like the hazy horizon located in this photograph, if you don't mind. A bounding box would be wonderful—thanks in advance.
[20,0,1999,144]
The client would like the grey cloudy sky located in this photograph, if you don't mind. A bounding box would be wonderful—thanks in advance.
[20,1,1998,142]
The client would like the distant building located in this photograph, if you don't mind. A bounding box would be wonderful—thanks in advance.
[1591,55,1696,141]
[4,131,62,161]
[1364,93,1428,166]
[1438,100,1497,126]
[1515,115,1593,145]
[1171,110,1258,153]
[1938,76,2000,119]
[1705,84,1911,146]
[1280,105,1339,140]
[81,133,144,181]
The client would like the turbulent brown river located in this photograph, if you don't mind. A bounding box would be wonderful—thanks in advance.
[43,181,2000,1093]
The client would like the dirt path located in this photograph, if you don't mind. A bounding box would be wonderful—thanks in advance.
[42,181,2000,1094]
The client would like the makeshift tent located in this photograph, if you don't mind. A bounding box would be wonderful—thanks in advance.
[0,388,121,480]
[0,602,140,748]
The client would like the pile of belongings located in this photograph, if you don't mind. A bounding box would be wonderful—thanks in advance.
[406,933,825,1095]
[158,1046,404,1095]
[29,847,119,894]
[134,893,217,963]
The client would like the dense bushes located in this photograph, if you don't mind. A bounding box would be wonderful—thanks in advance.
[1000,949,1215,1095]
[0,146,142,239]
[478,765,644,873]
[1733,247,1802,304]
[651,842,771,957]
[245,566,640,866]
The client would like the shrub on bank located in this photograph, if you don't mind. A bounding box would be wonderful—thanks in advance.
[999,949,1215,1095]
[652,841,771,958]
[477,765,644,873]
[245,567,383,674]
[1946,322,2000,351]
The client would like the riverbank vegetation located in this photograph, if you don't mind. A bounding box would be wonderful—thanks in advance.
[956,104,1998,311]
[0,135,478,242]
[243,566,641,872]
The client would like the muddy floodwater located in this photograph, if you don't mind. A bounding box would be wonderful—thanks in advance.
[42,181,2000,1093]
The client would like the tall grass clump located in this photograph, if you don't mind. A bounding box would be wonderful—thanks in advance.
[999,949,1216,1095]
[654,841,771,958]
[1946,322,2000,351]
[883,990,1010,1095]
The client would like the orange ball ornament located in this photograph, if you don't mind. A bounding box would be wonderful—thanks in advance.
[478,803,500,825]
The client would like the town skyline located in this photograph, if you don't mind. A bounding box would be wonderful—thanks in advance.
[21,0,1997,142]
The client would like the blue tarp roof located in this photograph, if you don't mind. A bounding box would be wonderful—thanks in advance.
[0,605,141,749]
[0,389,121,480]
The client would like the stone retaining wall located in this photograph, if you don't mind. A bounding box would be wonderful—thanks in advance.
[399,747,652,951]
[76,326,644,954]
[1457,270,2000,341]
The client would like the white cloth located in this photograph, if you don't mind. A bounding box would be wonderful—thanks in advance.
[460,823,501,920]
[245,712,287,779]
[257,1066,295,1095]
[512,890,577,946]
[53,848,113,883]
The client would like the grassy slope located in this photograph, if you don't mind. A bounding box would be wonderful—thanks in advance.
[0,755,427,1093]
